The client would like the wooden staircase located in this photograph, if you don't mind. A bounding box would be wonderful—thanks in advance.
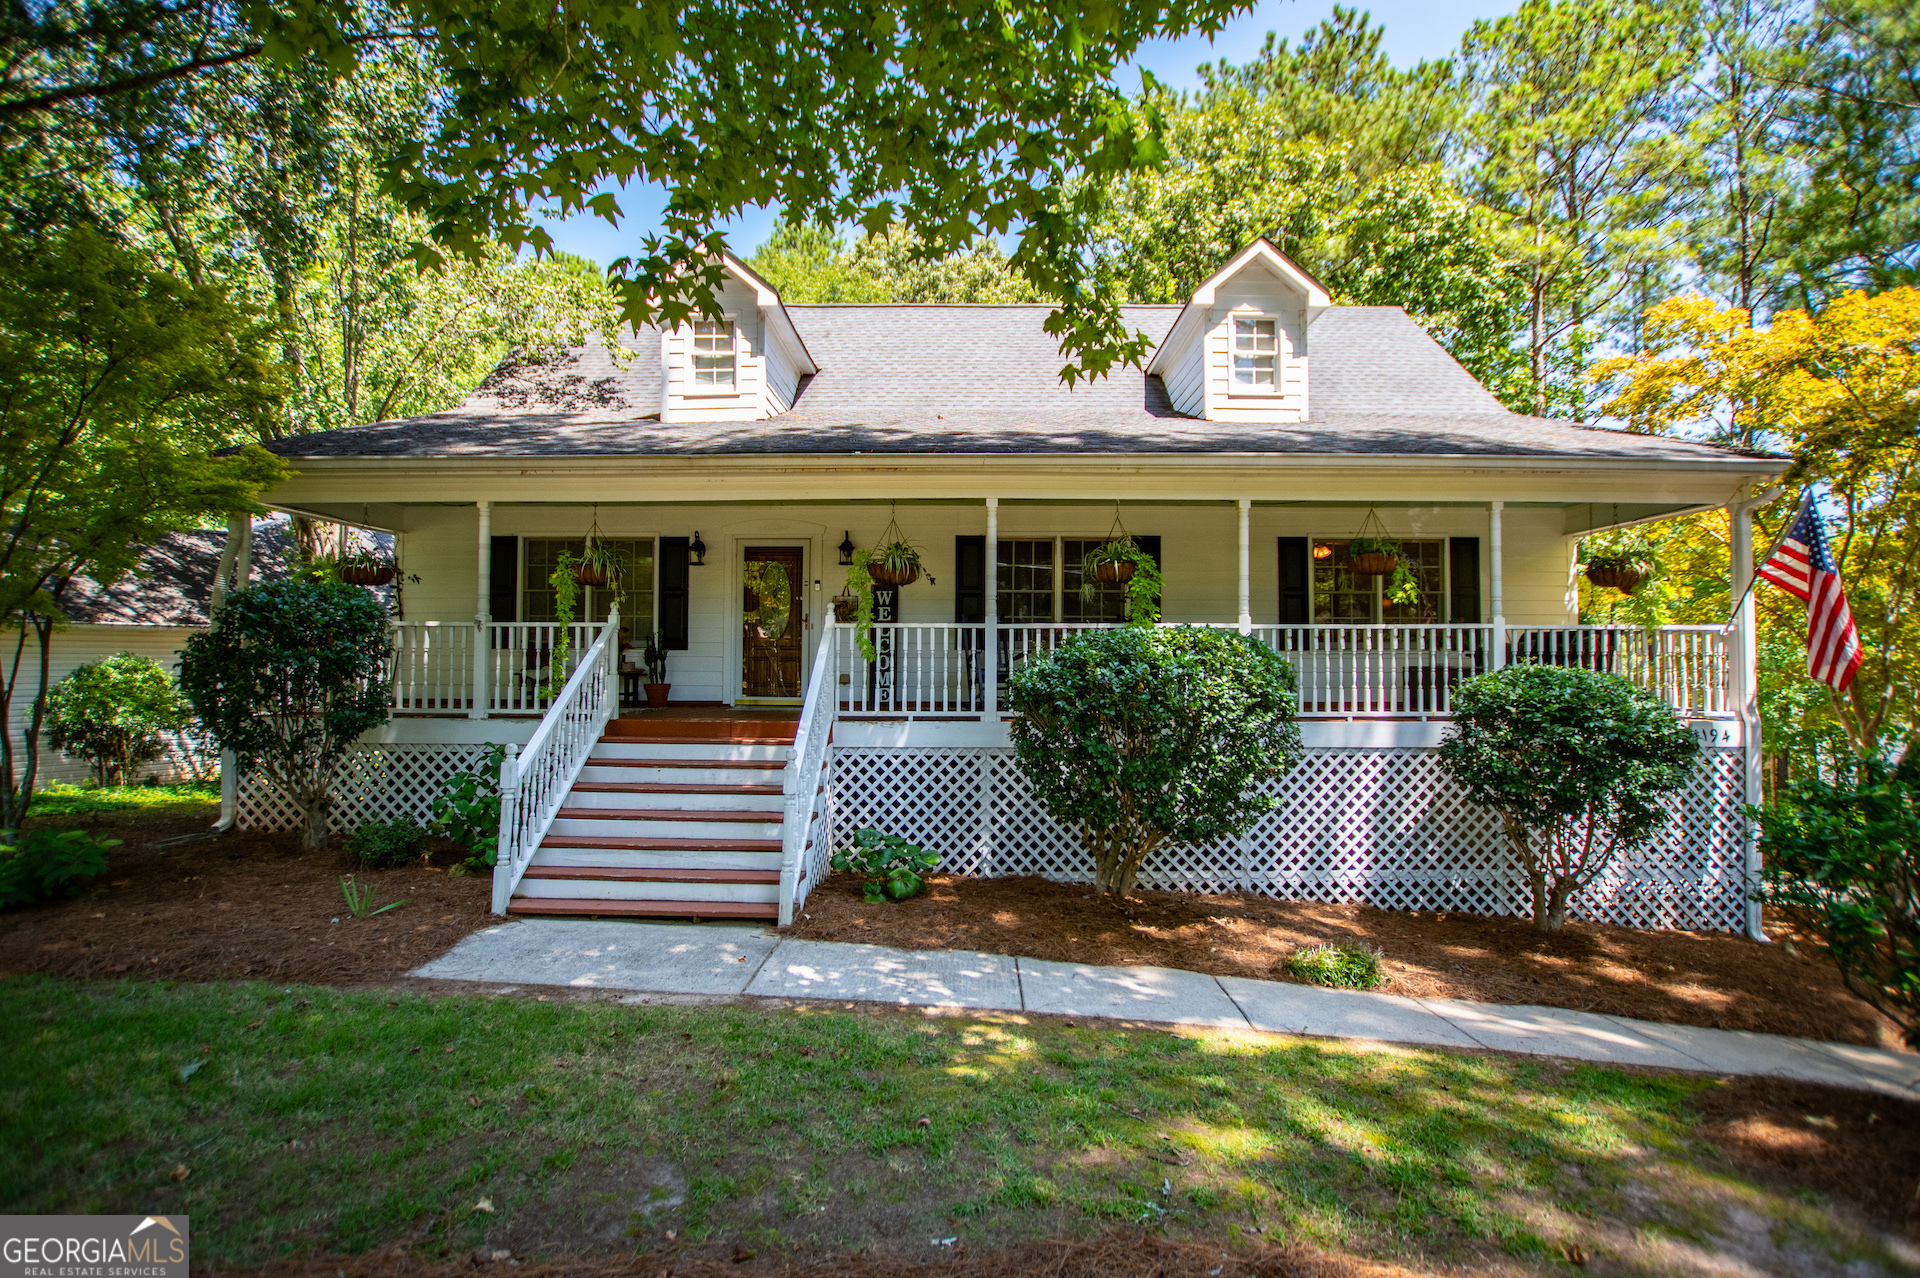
[507,718,798,921]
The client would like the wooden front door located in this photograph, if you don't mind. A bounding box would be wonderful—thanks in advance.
[741,545,805,699]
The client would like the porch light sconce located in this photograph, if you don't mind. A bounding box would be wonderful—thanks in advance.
[688,532,707,567]
[837,531,856,566]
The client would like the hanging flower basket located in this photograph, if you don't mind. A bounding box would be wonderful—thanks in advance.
[1342,512,1404,579]
[571,563,611,588]
[1093,559,1136,585]
[1585,558,1649,594]
[866,559,919,588]
[338,563,394,587]
[1346,551,1399,577]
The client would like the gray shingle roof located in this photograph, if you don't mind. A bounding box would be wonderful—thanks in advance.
[256,305,1772,465]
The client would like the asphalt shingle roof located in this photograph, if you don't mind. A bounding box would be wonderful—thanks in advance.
[257,305,1769,465]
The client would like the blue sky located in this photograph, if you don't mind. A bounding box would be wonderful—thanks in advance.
[537,0,1522,267]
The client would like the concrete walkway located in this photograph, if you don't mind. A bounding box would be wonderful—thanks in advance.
[410,918,1920,1101]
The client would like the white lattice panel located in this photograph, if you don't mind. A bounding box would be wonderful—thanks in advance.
[236,743,494,832]
[830,746,1749,933]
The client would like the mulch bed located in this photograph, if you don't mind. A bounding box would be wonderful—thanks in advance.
[0,807,493,985]
[787,874,1910,1050]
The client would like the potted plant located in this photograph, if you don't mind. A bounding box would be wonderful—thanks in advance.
[641,630,670,708]
[844,514,935,660]
[1344,535,1402,578]
[335,546,395,587]
[571,536,619,587]
[1079,535,1163,625]
[1585,552,1654,595]
[864,538,925,588]
[1083,538,1138,585]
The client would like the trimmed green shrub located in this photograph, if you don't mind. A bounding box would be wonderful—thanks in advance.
[346,817,428,869]
[1439,664,1700,932]
[832,828,938,903]
[1285,942,1386,990]
[179,580,392,855]
[0,829,121,909]
[1008,626,1303,898]
[1757,758,1919,1048]
[45,652,194,787]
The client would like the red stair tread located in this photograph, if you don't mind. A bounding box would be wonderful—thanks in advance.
[586,758,786,770]
[600,734,794,746]
[539,834,783,852]
[522,865,778,884]
[508,898,777,920]
[570,781,783,796]
[554,807,782,822]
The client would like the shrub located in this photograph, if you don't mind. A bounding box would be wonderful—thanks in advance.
[45,653,194,787]
[832,828,938,903]
[0,829,121,909]
[1008,626,1303,897]
[432,744,507,866]
[1285,942,1386,990]
[1439,664,1700,932]
[178,580,392,855]
[1756,758,1919,1048]
[346,817,428,869]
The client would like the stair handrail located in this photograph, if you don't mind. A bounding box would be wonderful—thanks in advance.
[491,606,621,914]
[778,620,839,924]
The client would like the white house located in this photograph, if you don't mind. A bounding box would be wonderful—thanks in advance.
[242,241,1785,934]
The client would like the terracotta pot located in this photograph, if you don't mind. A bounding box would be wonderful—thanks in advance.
[867,560,919,588]
[644,682,670,709]
[572,564,611,587]
[1586,563,1648,594]
[1347,551,1398,577]
[1093,559,1136,585]
[338,564,394,586]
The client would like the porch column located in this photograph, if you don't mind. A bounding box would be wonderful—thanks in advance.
[213,513,246,833]
[984,497,998,716]
[235,514,252,589]
[1729,485,1775,941]
[1236,499,1252,634]
[1489,500,1506,669]
[471,500,491,720]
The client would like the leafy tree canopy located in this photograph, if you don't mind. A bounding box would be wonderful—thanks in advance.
[45,652,194,788]
[748,226,1039,305]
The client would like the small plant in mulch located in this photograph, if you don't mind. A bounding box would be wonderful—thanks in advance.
[0,829,120,909]
[832,828,938,903]
[1285,942,1387,990]
[433,744,507,872]
[346,817,428,869]
[339,874,404,919]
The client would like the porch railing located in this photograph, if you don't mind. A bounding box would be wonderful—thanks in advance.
[778,620,839,924]
[393,622,599,716]
[490,608,620,914]
[828,621,1730,720]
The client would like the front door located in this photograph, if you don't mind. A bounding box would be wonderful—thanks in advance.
[741,545,804,699]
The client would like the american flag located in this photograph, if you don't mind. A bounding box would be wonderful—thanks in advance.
[1756,497,1862,691]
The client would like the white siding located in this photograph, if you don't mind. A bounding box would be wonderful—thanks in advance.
[661,277,771,423]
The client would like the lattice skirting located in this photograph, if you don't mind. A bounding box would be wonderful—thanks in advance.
[236,743,493,832]
[828,746,1750,933]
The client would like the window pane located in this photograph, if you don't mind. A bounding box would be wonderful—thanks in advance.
[1233,317,1276,387]
[522,539,656,629]
[995,539,1054,622]
[692,320,734,387]
[1062,538,1134,623]
[1312,541,1374,623]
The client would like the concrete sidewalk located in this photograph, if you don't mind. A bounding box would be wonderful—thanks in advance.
[410,917,1920,1101]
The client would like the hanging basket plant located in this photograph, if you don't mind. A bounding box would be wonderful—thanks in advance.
[844,509,935,661]
[1342,509,1404,577]
[336,547,395,587]
[1081,511,1163,626]
[1584,557,1649,594]
[571,510,620,588]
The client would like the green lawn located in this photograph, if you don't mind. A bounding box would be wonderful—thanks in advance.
[26,779,220,825]
[0,977,1899,1274]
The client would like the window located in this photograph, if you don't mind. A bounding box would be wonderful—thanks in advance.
[991,538,1156,623]
[1062,538,1130,623]
[691,320,735,388]
[1312,538,1447,623]
[1233,317,1277,388]
[995,540,1054,622]
[522,539,656,628]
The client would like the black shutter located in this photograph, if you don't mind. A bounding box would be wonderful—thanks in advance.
[488,536,518,622]
[659,536,690,649]
[1136,535,1162,615]
[1277,537,1310,624]
[954,535,985,623]
[1449,537,1481,623]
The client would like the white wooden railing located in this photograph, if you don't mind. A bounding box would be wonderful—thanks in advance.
[778,621,840,924]
[393,622,599,716]
[828,621,1731,720]
[490,608,620,914]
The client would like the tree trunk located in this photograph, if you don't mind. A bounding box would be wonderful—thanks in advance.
[1540,878,1576,932]
[301,792,331,856]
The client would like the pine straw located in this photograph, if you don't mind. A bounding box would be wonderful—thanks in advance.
[787,874,1910,1049]
[239,1232,1422,1278]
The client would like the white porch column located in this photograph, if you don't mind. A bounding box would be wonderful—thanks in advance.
[213,513,245,832]
[1489,500,1506,669]
[984,497,998,716]
[471,500,491,720]
[1236,499,1252,634]
[1729,484,1778,941]
[235,514,252,588]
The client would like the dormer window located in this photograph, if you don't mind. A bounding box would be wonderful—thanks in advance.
[1233,317,1277,388]
[692,320,736,388]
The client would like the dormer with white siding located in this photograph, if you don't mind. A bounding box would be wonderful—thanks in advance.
[1146,239,1331,424]
[659,254,817,423]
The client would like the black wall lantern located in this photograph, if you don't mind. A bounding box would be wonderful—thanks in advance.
[837,531,856,566]
[688,532,707,567]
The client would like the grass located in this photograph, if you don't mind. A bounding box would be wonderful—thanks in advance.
[1285,943,1387,990]
[0,977,1899,1273]
[27,779,220,824]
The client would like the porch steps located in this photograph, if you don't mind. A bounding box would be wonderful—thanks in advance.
[509,730,796,921]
